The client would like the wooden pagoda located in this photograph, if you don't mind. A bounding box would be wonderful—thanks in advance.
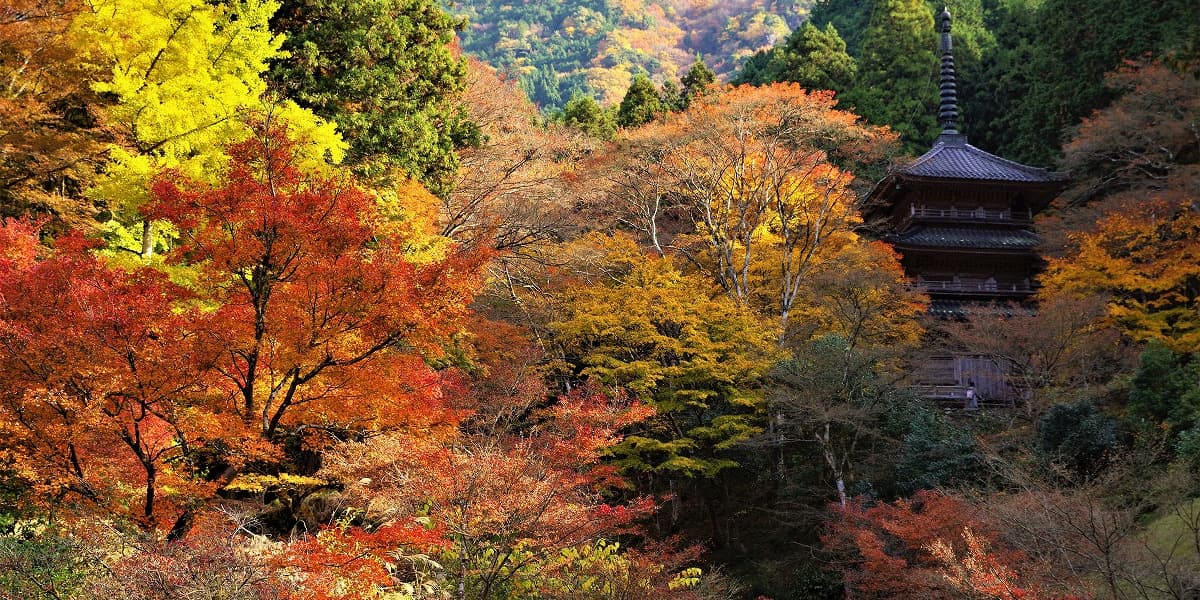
[864,8,1068,405]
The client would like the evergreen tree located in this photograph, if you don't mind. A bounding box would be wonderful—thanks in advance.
[616,73,663,128]
[843,0,938,149]
[660,79,686,112]
[735,22,858,93]
[990,0,1200,165]
[267,0,476,196]
[558,93,616,140]
[680,57,716,107]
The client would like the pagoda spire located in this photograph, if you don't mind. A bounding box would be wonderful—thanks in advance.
[937,7,959,134]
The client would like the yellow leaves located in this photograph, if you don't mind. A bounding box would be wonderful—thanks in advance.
[223,473,328,495]
[1043,196,1200,352]
[70,0,345,228]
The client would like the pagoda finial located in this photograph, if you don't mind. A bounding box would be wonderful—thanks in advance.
[937,7,959,134]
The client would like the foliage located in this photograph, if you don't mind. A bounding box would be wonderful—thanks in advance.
[268,0,474,195]
[605,83,904,338]
[146,123,484,442]
[444,0,812,109]
[893,404,985,495]
[938,295,1125,418]
[0,219,212,524]
[0,530,97,600]
[314,385,663,599]
[616,73,665,128]
[824,490,1086,598]
[550,244,776,477]
[733,22,857,94]
[1128,341,1200,436]
[841,0,937,148]
[71,0,343,257]
[445,59,592,255]
[0,0,111,234]
[1036,400,1125,479]
[558,94,618,140]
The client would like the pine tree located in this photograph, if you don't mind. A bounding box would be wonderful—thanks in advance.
[268,0,476,196]
[616,73,663,128]
[680,57,716,108]
[843,0,937,148]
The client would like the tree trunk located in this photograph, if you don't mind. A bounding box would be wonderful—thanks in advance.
[141,219,154,258]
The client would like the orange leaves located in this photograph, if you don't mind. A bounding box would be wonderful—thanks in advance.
[0,219,208,522]
[146,123,486,440]
[824,491,1085,600]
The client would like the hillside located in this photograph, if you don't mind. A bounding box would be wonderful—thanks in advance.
[442,0,813,107]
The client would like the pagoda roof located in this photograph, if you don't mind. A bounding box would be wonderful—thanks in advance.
[890,225,1040,250]
[897,133,1066,184]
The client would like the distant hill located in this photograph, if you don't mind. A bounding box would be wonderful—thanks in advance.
[442,0,814,109]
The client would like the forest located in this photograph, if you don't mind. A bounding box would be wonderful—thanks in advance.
[0,0,1197,598]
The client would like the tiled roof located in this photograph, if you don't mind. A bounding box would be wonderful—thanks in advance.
[891,225,1040,250]
[899,134,1066,183]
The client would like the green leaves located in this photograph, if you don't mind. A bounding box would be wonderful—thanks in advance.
[268,0,472,196]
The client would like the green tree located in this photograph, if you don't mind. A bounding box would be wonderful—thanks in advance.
[267,0,476,196]
[680,57,716,108]
[989,0,1199,164]
[1129,341,1200,435]
[843,0,937,148]
[550,241,776,477]
[735,22,857,93]
[616,73,663,129]
[557,93,616,139]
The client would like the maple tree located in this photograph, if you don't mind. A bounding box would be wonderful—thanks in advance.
[0,220,210,525]
[0,0,111,233]
[146,123,485,445]
[608,83,900,339]
[312,385,661,600]
[824,490,1086,599]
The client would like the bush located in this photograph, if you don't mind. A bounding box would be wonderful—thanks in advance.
[1036,400,1125,478]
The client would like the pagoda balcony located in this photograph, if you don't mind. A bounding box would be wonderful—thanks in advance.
[914,277,1032,295]
[908,205,1032,223]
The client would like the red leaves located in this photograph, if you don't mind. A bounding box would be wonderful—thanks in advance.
[145,123,486,440]
[824,491,1084,600]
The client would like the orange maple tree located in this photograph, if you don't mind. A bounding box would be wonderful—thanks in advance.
[0,220,211,525]
[823,490,1086,599]
[146,122,487,446]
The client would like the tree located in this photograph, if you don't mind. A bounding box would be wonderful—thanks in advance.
[0,220,211,525]
[1039,61,1200,352]
[679,57,716,108]
[146,123,485,449]
[268,0,476,196]
[0,0,112,234]
[559,93,617,140]
[549,243,776,477]
[734,23,857,94]
[842,0,937,148]
[823,490,1086,599]
[315,386,661,600]
[71,0,343,258]
[611,84,900,339]
[443,59,590,255]
[616,73,664,128]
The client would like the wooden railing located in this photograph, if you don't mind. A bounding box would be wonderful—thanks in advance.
[910,206,1031,221]
[916,278,1031,294]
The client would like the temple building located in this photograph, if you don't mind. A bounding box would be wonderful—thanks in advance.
[864,8,1068,405]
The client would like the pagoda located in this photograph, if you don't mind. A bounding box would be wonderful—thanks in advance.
[864,8,1068,404]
